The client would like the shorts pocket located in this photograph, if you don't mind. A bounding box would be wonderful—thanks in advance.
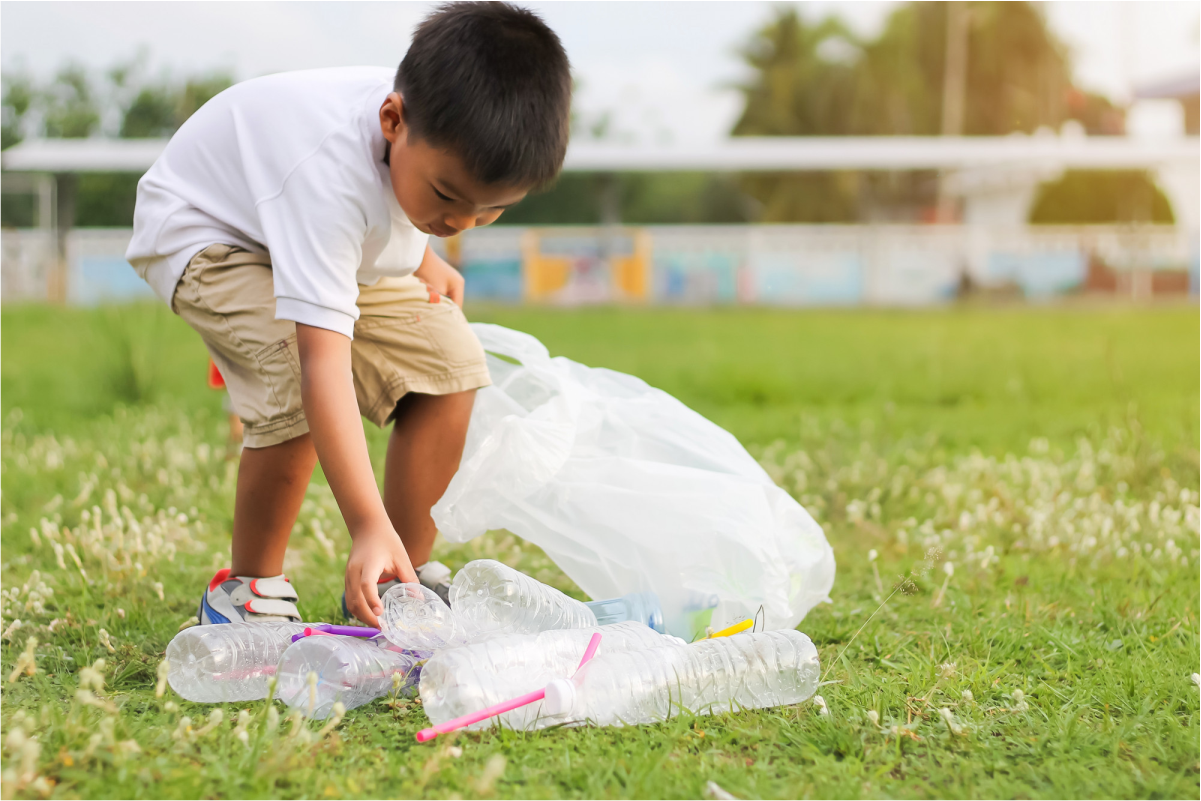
[422,301,485,369]
[252,333,304,422]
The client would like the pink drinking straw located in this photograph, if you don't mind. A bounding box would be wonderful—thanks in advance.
[416,632,602,743]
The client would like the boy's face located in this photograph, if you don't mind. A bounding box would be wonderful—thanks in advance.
[381,93,530,237]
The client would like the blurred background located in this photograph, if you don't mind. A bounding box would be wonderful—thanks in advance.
[2,0,1198,306]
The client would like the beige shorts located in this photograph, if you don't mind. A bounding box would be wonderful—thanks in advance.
[173,244,491,448]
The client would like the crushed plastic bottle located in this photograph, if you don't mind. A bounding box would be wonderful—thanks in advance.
[166,621,307,703]
[381,584,471,651]
[539,629,820,728]
[420,621,683,731]
[275,635,425,720]
[450,559,598,635]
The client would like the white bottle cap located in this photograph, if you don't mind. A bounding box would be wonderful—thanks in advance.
[542,678,575,716]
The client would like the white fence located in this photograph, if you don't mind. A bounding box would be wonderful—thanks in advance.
[1,224,1196,306]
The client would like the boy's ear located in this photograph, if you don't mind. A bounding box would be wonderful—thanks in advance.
[380,92,407,144]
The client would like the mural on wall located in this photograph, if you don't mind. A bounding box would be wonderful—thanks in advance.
[1,225,1194,307]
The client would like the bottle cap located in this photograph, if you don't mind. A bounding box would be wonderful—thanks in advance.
[542,678,575,716]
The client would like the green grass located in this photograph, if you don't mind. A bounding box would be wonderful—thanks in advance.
[1,301,1198,799]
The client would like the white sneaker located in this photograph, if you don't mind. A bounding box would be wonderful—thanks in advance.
[198,568,302,624]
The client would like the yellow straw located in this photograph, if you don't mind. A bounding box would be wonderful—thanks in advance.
[709,619,754,638]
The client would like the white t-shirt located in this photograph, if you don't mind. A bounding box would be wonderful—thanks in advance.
[125,67,430,339]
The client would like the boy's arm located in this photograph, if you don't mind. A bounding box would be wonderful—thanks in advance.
[296,323,417,626]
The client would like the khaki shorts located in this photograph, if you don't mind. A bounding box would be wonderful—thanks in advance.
[173,244,491,448]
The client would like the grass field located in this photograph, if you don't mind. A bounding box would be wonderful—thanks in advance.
[1,301,1198,799]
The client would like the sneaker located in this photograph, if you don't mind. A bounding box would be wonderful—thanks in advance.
[198,568,302,624]
[340,560,453,620]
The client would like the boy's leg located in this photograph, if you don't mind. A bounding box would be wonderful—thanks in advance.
[230,433,318,576]
[173,245,313,580]
[381,390,475,567]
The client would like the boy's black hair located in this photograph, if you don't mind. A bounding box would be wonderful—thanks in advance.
[395,2,572,187]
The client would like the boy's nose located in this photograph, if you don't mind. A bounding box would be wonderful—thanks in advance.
[444,215,476,234]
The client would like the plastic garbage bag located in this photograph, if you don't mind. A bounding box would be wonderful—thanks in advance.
[433,323,835,641]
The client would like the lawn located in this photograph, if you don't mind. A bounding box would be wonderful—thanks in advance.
[1,301,1198,799]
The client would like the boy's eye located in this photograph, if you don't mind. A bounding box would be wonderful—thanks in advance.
[433,187,455,202]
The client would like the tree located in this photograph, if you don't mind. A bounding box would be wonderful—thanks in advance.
[729,1,1147,222]
[40,64,102,139]
[1,70,34,150]
[731,9,862,221]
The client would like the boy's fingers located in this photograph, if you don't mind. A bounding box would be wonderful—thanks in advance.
[395,561,419,585]
[361,577,384,617]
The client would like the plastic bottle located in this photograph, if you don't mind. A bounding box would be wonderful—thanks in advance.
[438,629,821,732]
[275,635,425,720]
[166,621,307,703]
[585,592,665,633]
[538,629,821,729]
[381,584,471,652]
[450,560,598,635]
[420,621,683,731]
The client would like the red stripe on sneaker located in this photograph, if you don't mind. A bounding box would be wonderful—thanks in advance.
[208,568,231,592]
[249,579,261,597]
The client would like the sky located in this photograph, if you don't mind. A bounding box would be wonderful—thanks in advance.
[2,1,1198,143]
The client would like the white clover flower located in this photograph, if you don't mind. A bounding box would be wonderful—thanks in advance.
[938,707,965,735]
[867,549,878,562]
[813,695,829,717]
[156,659,170,698]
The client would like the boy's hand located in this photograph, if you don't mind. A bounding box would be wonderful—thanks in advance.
[414,245,465,306]
[344,520,418,627]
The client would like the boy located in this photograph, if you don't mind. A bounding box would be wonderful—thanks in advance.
[125,3,572,627]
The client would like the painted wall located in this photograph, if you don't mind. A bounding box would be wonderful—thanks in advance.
[1,224,1193,306]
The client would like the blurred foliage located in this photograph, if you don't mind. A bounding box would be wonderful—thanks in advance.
[1,55,231,228]
[39,64,102,139]
[1029,170,1175,225]
[731,1,1158,223]
[500,172,751,226]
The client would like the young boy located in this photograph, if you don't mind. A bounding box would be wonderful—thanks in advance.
[125,2,572,627]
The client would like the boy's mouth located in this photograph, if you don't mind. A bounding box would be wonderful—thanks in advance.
[425,223,457,238]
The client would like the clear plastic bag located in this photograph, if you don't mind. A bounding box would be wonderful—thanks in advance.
[433,324,835,640]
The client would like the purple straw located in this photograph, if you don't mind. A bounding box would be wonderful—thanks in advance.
[289,623,381,643]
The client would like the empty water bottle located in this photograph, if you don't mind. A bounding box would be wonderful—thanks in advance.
[381,584,472,652]
[538,629,821,729]
[166,621,307,703]
[420,621,683,731]
[585,592,665,633]
[450,560,597,635]
[275,635,425,720]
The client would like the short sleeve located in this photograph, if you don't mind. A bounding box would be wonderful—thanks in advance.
[256,154,368,339]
